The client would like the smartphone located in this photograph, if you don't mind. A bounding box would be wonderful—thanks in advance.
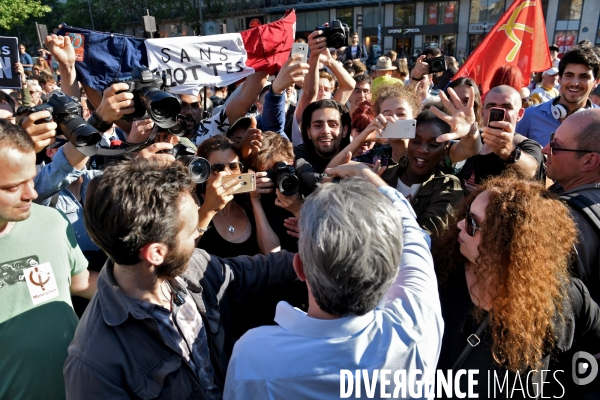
[381,119,417,139]
[222,173,256,194]
[487,107,506,126]
[291,43,309,63]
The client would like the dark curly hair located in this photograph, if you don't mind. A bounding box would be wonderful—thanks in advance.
[84,159,193,266]
[433,175,576,371]
[559,45,600,79]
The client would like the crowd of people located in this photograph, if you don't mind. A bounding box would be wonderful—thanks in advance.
[1,25,600,400]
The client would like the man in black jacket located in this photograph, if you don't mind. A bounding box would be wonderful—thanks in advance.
[64,159,296,399]
[343,31,368,64]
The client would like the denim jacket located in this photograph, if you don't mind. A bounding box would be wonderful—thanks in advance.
[64,249,296,399]
[34,147,102,251]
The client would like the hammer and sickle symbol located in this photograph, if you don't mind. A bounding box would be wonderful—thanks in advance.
[498,1,536,62]
[29,267,50,291]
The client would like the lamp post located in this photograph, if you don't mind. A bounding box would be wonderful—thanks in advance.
[198,0,204,36]
[86,0,95,30]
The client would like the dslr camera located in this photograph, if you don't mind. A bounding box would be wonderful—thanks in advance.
[424,56,447,73]
[169,143,211,184]
[25,92,101,157]
[115,66,181,130]
[267,162,300,196]
[316,20,349,49]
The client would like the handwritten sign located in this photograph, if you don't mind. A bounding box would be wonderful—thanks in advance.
[145,33,255,95]
[0,36,21,89]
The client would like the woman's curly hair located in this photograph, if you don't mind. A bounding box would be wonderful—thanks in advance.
[433,175,577,371]
[373,83,420,117]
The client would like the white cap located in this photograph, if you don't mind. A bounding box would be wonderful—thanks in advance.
[543,67,559,75]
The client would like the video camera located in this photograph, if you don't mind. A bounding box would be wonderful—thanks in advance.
[267,162,300,196]
[115,66,186,135]
[316,20,350,49]
[23,92,102,157]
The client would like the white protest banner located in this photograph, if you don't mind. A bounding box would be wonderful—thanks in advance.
[0,37,21,89]
[145,34,255,95]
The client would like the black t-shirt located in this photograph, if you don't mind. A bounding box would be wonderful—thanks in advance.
[457,134,545,194]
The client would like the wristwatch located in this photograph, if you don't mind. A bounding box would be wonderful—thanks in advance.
[503,147,521,164]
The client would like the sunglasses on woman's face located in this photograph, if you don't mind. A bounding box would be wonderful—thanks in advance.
[465,204,481,237]
[210,162,243,173]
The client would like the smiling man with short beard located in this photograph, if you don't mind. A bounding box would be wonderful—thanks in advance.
[517,44,600,147]
[65,159,295,399]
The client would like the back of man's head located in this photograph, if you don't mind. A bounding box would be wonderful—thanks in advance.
[421,48,442,58]
[84,160,193,266]
[573,109,600,160]
[559,45,600,80]
[298,178,403,316]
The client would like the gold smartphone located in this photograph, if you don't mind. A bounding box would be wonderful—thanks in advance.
[222,173,256,194]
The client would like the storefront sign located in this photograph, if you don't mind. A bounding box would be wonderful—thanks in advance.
[555,34,576,57]
[469,23,491,33]
[387,28,421,34]
[428,5,438,25]
[445,4,455,24]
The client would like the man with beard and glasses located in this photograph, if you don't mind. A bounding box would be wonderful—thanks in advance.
[517,44,600,147]
[64,159,295,399]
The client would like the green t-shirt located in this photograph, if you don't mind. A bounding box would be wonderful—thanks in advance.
[0,203,88,399]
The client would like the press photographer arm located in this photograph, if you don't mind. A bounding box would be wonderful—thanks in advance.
[225,71,269,126]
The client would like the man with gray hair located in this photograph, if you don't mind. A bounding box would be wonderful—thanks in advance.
[224,164,443,399]
[544,108,600,303]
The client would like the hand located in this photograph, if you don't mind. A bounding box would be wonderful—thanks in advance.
[411,55,430,80]
[127,119,155,144]
[365,159,388,177]
[307,29,328,58]
[44,35,76,69]
[325,161,387,188]
[481,121,515,159]
[136,142,175,164]
[203,172,245,213]
[275,189,302,217]
[95,83,135,123]
[271,55,310,95]
[283,217,300,239]
[20,111,57,153]
[239,117,262,160]
[430,86,477,142]
[14,63,25,80]
[249,170,273,201]
[358,114,394,142]
[318,47,335,68]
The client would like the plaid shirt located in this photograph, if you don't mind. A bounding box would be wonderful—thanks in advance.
[135,277,220,400]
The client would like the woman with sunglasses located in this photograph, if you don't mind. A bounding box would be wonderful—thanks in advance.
[195,136,280,258]
[433,176,600,398]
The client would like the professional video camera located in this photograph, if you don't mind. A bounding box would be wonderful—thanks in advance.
[115,66,182,130]
[169,143,211,183]
[24,92,101,157]
[267,162,300,196]
[316,19,350,49]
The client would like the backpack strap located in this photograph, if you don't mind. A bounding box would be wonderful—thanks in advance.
[49,192,60,208]
[559,193,600,236]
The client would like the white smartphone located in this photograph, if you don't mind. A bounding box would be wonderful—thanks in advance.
[291,43,309,63]
[381,119,417,139]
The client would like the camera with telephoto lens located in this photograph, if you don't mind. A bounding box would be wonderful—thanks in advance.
[169,143,211,184]
[316,20,350,49]
[115,66,181,129]
[267,162,300,196]
[25,92,102,157]
[424,56,447,73]
[165,115,193,137]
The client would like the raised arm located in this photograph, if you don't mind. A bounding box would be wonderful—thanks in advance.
[225,71,269,124]
[295,30,325,124]
[45,35,78,98]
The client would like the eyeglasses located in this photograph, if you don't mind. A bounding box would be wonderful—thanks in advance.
[210,162,243,173]
[465,204,481,237]
[181,102,201,113]
[549,132,598,155]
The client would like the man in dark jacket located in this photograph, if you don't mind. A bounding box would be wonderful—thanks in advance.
[343,31,368,64]
[64,159,296,399]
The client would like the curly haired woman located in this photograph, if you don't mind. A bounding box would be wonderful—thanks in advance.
[433,175,600,398]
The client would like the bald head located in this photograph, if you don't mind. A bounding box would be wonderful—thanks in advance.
[486,85,521,109]
[572,109,600,154]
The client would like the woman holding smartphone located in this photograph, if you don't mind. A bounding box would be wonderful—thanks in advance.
[195,136,280,257]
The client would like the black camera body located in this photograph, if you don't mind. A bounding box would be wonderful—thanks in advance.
[316,20,350,49]
[267,162,300,196]
[424,56,447,73]
[115,66,181,129]
[26,92,101,157]
[169,143,211,184]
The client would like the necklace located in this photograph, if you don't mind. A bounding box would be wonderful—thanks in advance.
[228,225,235,235]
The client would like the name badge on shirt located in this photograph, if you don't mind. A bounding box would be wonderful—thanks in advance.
[24,262,59,305]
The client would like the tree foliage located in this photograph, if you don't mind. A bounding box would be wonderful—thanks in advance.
[0,0,51,30]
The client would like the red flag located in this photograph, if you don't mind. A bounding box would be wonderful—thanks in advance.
[454,0,551,94]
